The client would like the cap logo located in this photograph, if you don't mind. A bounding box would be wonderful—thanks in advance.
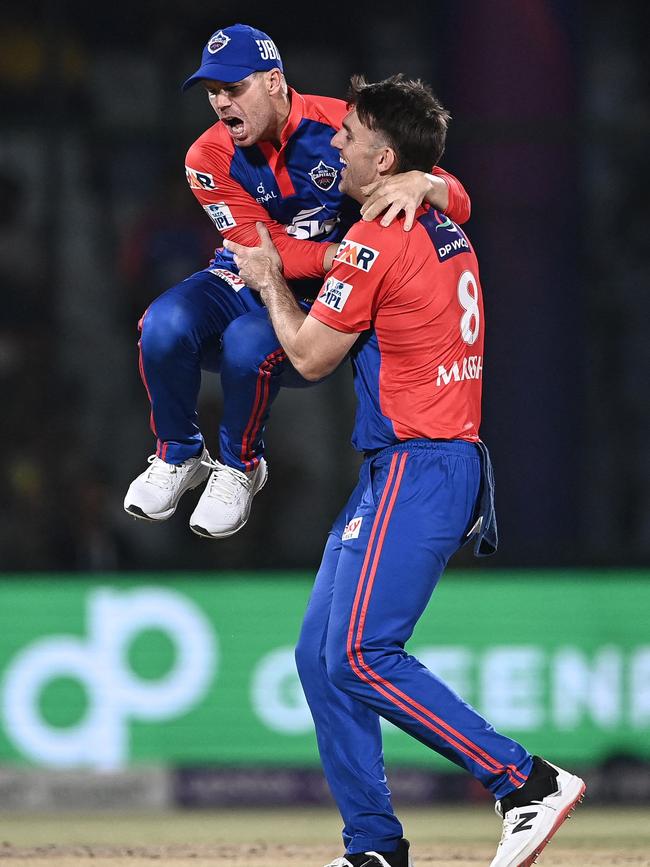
[309,160,338,191]
[255,39,280,62]
[207,30,231,54]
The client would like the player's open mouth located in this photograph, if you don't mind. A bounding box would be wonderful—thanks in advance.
[222,116,246,139]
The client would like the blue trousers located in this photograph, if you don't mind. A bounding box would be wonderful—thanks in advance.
[138,268,310,470]
[295,440,532,854]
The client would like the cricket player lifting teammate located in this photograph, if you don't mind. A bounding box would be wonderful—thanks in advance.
[227,75,585,867]
[123,23,472,539]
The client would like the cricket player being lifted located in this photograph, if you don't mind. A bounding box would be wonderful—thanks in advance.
[124,23,471,539]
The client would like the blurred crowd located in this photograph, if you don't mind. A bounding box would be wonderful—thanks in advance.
[1,0,648,572]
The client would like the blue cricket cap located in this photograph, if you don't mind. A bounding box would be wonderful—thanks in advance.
[182,23,283,91]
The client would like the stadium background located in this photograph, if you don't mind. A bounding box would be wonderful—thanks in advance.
[1,0,649,834]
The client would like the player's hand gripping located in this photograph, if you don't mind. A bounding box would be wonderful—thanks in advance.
[224,223,283,293]
[360,171,449,231]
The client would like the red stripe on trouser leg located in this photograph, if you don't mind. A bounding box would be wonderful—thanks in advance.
[240,365,266,471]
[354,454,408,644]
[345,454,400,660]
[346,452,526,789]
[240,348,286,471]
[137,309,158,439]
[354,453,525,787]
[243,363,273,469]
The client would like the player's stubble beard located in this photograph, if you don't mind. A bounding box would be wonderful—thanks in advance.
[228,79,289,149]
[220,81,281,148]
[339,165,377,206]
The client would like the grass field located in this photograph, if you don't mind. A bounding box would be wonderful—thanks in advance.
[1,806,649,866]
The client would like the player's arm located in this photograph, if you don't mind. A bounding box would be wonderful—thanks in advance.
[360,166,471,230]
[187,139,329,280]
[224,224,358,380]
[434,167,471,223]
[225,218,400,379]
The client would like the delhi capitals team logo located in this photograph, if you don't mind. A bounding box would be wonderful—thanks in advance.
[309,160,338,191]
[208,30,231,54]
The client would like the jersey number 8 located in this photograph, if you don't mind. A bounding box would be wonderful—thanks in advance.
[458,270,480,345]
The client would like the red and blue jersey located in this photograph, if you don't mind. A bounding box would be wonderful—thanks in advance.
[309,208,485,451]
[185,88,471,287]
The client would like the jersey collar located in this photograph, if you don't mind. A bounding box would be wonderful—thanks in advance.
[279,88,305,148]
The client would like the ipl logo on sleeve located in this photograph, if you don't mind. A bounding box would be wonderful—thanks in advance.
[203,203,237,231]
[316,277,353,313]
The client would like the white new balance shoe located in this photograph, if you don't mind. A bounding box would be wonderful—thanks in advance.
[489,756,585,867]
[189,457,267,538]
[323,839,412,867]
[124,448,211,521]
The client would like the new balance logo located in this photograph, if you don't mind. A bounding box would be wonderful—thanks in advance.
[358,856,389,867]
[512,811,537,833]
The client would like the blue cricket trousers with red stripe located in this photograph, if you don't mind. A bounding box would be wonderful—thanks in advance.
[295,439,532,855]
[138,268,308,471]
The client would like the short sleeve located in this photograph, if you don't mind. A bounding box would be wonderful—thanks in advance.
[309,220,401,333]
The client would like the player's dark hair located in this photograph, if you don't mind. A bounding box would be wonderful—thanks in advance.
[347,74,450,173]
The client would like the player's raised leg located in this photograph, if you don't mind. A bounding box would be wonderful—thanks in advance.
[124,269,251,521]
[189,307,312,538]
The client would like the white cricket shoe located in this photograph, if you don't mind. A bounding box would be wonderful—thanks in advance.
[323,839,412,867]
[489,757,586,867]
[124,448,211,521]
[189,457,267,538]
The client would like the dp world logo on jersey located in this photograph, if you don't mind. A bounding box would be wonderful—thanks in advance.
[207,30,231,53]
[1,587,217,770]
[434,214,460,234]
[420,211,470,262]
